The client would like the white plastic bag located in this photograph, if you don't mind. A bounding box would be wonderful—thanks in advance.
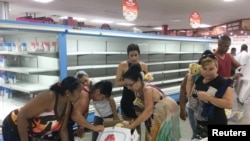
[97,127,139,141]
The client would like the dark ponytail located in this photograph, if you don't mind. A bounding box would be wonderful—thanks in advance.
[123,63,142,81]
[50,76,80,96]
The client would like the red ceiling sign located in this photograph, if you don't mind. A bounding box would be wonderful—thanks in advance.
[122,0,138,22]
[190,12,201,28]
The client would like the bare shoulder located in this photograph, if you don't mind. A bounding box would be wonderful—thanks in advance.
[119,60,128,67]
[118,60,129,71]
[35,90,55,102]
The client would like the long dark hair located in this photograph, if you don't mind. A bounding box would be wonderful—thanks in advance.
[89,80,113,98]
[49,76,80,96]
[123,63,142,81]
[127,43,140,55]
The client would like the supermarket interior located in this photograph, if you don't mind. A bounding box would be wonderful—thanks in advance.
[1,0,250,141]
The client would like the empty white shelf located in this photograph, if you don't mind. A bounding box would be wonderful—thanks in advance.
[67,51,127,55]
[92,75,116,80]
[0,67,59,74]
[1,82,50,93]
[147,60,197,65]
[0,51,34,57]
[67,64,118,70]
[67,60,195,71]
[67,51,203,56]
[151,68,188,75]
[112,78,183,93]
[151,78,184,85]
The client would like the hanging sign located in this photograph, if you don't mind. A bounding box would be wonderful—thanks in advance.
[190,12,201,28]
[122,0,138,21]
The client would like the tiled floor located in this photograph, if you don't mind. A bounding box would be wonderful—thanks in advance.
[0,91,250,141]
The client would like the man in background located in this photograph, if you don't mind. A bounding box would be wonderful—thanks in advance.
[230,47,236,56]
[214,35,241,80]
[235,44,250,66]
[230,47,237,75]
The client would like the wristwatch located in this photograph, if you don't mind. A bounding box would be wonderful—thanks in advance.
[192,89,198,98]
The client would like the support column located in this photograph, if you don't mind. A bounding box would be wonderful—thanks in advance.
[0,1,9,19]
[162,24,168,35]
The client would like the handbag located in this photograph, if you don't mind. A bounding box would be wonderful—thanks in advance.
[196,123,208,138]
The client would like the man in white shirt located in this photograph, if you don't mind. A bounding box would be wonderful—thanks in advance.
[235,44,250,66]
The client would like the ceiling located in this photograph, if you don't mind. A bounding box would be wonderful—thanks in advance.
[4,0,250,32]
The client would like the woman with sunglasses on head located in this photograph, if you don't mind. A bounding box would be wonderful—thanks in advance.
[71,71,119,141]
[179,50,213,140]
[186,53,233,139]
[2,76,82,141]
[115,43,148,134]
[121,63,180,141]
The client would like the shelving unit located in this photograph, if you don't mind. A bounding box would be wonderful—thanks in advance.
[65,31,217,102]
[0,21,61,97]
[0,20,217,103]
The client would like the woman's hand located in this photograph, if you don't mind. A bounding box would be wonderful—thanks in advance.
[197,91,210,102]
[121,121,133,129]
[76,126,85,138]
[187,73,195,82]
[93,125,104,132]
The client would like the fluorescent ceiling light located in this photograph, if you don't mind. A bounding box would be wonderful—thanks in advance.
[223,0,235,2]
[91,19,114,24]
[33,0,54,3]
[153,27,162,30]
[199,24,211,28]
[170,19,182,22]
[116,23,135,26]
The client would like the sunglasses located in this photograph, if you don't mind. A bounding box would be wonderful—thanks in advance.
[201,54,217,60]
[124,81,136,87]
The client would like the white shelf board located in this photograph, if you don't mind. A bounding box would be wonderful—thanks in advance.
[151,68,188,75]
[89,69,188,82]
[27,51,58,54]
[147,60,197,65]
[67,64,118,70]
[68,60,196,71]
[151,78,183,85]
[0,67,58,74]
[140,51,194,55]
[0,51,34,57]
[1,82,50,93]
[92,75,116,80]
[112,78,183,93]
[162,85,180,95]
[0,51,57,56]
[67,51,127,55]
[67,51,202,56]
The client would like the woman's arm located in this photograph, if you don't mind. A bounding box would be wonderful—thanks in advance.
[115,62,126,87]
[186,74,196,97]
[141,62,148,74]
[59,103,71,141]
[17,91,54,141]
[198,87,233,109]
[126,88,154,129]
[108,96,120,120]
[71,91,104,132]
[179,74,188,120]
